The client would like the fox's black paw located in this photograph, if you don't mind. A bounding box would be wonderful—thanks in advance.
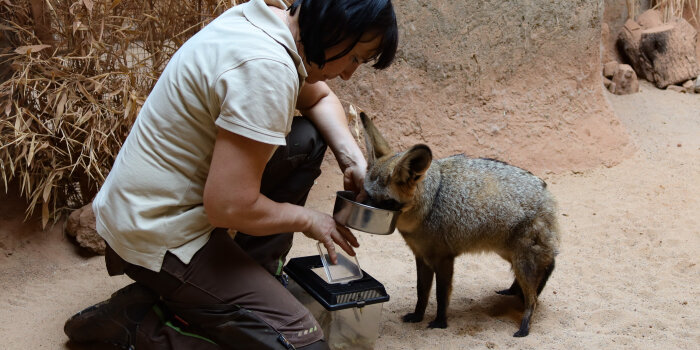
[513,329,529,337]
[427,319,447,329]
[402,313,424,323]
[496,288,515,295]
[496,287,524,302]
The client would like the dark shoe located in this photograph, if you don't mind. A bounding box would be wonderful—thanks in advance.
[64,282,159,349]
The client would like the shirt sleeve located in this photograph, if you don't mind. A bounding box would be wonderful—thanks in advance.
[214,58,300,145]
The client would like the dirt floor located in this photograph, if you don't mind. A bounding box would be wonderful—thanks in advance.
[1,79,699,349]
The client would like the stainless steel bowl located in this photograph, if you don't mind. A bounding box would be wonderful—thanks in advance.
[332,191,400,235]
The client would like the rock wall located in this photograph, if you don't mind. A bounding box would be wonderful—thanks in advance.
[329,0,633,174]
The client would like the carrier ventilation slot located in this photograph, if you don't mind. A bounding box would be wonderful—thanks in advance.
[337,289,382,304]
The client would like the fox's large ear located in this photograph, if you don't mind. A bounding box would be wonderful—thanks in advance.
[392,144,432,188]
[360,112,393,165]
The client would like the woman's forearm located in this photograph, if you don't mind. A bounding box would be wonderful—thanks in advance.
[206,190,311,236]
[203,128,312,235]
[301,87,367,172]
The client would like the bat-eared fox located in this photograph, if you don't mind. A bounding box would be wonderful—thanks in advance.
[359,112,561,337]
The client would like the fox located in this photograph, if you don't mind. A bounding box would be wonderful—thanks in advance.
[358,111,561,337]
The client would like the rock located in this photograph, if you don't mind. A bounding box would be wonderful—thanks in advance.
[639,19,700,88]
[65,206,83,238]
[610,64,639,95]
[636,9,663,30]
[695,75,700,93]
[666,85,685,93]
[65,203,105,255]
[603,76,613,89]
[682,79,695,92]
[617,19,645,79]
[617,16,700,88]
[603,61,618,78]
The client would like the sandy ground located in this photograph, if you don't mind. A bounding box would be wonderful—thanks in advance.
[1,80,699,349]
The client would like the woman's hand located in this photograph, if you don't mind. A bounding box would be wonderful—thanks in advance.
[343,162,367,201]
[302,209,359,264]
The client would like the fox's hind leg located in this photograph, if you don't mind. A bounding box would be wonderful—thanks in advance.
[509,211,559,337]
[403,256,433,323]
[511,257,555,337]
[511,259,539,337]
[496,279,524,302]
[536,260,555,296]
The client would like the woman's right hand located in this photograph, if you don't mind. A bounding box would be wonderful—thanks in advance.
[302,209,359,264]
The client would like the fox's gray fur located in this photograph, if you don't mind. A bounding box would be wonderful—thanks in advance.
[359,112,560,337]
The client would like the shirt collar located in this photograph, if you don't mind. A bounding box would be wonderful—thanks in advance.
[243,0,307,82]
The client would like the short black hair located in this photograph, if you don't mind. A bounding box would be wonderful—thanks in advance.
[289,0,398,70]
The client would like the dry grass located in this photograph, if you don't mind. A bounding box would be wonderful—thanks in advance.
[0,0,237,227]
[652,0,700,21]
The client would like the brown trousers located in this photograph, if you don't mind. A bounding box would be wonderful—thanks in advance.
[106,117,329,349]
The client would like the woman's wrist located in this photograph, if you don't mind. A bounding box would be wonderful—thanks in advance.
[335,146,366,172]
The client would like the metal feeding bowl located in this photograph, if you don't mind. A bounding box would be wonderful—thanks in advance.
[332,191,400,235]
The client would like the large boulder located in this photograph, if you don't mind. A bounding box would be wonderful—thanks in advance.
[617,10,700,88]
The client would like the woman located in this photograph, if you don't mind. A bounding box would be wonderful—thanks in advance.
[63,0,398,349]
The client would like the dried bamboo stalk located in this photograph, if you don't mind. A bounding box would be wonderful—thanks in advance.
[1,0,234,227]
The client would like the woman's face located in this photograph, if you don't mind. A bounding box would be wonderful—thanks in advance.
[304,35,383,84]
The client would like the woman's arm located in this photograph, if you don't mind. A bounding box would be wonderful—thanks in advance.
[203,128,359,260]
[297,81,367,195]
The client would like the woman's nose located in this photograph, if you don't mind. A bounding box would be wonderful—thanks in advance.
[340,64,359,80]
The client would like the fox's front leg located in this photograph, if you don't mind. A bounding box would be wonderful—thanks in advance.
[403,256,433,323]
[429,256,455,328]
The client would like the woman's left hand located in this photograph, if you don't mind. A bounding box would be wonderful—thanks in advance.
[343,163,367,202]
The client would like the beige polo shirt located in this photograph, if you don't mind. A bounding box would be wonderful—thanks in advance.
[93,0,307,272]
